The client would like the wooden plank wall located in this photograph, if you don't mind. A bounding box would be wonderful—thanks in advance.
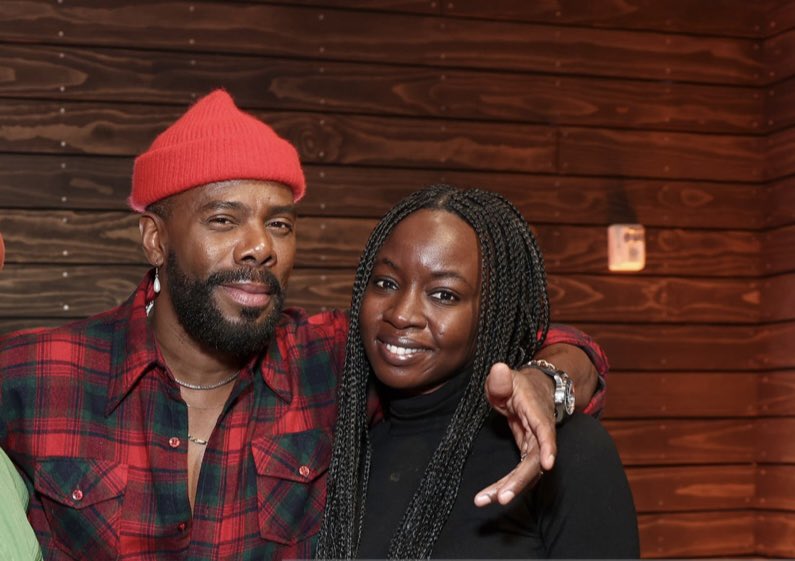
[0,0,792,557]
[755,1,795,557]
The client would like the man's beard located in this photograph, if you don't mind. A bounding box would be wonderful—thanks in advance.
[165,251,285,360]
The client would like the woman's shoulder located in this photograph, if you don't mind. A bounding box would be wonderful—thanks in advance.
[547,412,629,489]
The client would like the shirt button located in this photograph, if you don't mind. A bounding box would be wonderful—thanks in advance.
[71,489,83,501]
[169,437,181,448]
[299,465,310,478]
[177,522,187,532]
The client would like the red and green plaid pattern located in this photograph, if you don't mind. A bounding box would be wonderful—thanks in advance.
[1,272,345,560]
[0,271,605,560]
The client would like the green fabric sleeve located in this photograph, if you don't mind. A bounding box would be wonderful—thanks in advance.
[0,447,42,561]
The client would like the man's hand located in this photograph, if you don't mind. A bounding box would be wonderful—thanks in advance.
[474,362,556,507]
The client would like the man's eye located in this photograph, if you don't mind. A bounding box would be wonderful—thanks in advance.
[269,220,294,232]
[209,216,233,225]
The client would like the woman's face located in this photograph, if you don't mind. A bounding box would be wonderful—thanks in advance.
[360,209,481,395]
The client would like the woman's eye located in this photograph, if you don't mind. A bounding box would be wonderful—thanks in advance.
[373,278,397,290]
[430,289,458,303]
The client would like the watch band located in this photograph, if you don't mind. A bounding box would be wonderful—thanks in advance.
[525,359,575,423]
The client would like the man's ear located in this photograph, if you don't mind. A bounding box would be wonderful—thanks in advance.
[139,213,166,268]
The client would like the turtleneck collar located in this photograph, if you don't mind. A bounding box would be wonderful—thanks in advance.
[379,367,474,435]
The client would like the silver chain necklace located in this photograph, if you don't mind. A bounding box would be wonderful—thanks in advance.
[187,434,209,446]
[173,371,240,391]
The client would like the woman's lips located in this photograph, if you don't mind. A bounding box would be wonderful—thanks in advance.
[376,338,429,365]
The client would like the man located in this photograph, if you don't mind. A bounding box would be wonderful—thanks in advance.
[0,90,607,560]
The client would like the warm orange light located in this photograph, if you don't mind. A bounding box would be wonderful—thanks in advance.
[608,224,645,272]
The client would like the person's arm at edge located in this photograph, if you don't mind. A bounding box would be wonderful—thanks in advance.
[533,322,609,416]
[476,324,608,506]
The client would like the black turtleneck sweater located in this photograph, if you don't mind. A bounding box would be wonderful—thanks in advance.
[357,374,639,559]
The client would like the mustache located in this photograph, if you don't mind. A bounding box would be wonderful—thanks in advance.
[205,268,283,297]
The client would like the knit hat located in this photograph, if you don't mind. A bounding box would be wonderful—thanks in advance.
[129,89,305,211]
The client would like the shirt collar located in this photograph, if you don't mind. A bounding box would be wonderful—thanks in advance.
[104,269,294,414]
[105,269,162,416]
[255,331,293,404]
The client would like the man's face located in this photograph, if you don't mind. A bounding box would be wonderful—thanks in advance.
[158,179,297,358]
[359,209,481,395]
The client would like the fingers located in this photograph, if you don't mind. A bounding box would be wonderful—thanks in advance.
[473,446,543,507]
[508,368,558,471]
[527,408,557,471]
[484,362,513,412]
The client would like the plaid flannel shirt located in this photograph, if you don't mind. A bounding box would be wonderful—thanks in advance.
[0,272,607,560]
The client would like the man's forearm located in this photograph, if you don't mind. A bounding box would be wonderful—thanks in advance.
[534,343,598,409]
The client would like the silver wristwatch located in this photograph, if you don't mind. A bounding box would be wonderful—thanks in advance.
[525,359,575,424]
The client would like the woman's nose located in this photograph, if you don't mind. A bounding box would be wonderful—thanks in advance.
[384,289,426,329]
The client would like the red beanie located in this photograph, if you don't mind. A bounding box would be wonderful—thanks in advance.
[129,89,305,211]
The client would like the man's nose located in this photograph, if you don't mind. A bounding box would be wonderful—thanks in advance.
[235,225,275,267]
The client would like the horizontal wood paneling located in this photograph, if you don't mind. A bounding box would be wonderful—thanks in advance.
[559,127,764,182]
[0,101,559,173]
[761,273,795,321]
[549,275,760,323]
[764,75,795,132]
[605,419,754,466]
[605,372,758,418]
[263,0,775,41]
[764,175,795,228]
[0,211,762,276]
[0,44,763,133]
[764,124,795,180]
[756,465,795,510]
[0,265,761,326]
[755,511,795,559]
[762,224,795,275]
[590,323,795,371]
[0,1,763,85]
[444,0,768,38]
[756,418,795,463]
[766,0,795,32]
[763,27,795,87]
[0,154,767,229]
[758,370,795,415]
[259,0,440,15]
[638,511,755,558]
[628,465,754,512]
[0,100,768,181]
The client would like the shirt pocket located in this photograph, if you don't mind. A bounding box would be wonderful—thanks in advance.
[34,458,128,561]
[251,429,332,545]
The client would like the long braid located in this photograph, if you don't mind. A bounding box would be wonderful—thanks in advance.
[316,185,550,559]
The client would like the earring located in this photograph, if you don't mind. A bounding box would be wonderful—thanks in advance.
[153,267,161,294]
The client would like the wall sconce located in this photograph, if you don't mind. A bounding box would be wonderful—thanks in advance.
[608,224,645,272]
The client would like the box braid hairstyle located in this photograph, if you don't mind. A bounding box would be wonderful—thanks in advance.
[315,184,550,559]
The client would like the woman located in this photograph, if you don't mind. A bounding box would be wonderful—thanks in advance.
[316,185,639,559]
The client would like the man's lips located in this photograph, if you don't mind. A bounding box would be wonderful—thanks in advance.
[218,282,273,308]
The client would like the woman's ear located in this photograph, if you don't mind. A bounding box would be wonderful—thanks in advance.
[139,213,166,268]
